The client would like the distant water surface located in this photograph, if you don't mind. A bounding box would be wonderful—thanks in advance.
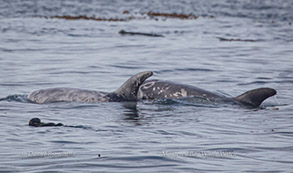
[0,0,293,172]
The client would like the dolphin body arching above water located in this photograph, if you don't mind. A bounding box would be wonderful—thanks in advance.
[25,70,276,107]
[27,71,153,104]
[138,80,277,108]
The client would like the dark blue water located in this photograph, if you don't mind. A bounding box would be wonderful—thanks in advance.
[1,0,293,172]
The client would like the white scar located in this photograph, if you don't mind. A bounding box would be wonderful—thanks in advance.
[173,89,187,97]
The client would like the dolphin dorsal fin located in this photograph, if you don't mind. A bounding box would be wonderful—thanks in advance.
[233,88,276,108]
[112,71,153,101]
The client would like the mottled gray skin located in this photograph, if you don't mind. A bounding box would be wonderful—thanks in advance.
[138,80,276,108]
[28,71,153,104]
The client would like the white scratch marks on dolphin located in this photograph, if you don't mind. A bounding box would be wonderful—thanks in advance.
[181,89,187,97]
[172,88,188,98]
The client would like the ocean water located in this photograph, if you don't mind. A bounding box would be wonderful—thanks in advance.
[0,0,293,172]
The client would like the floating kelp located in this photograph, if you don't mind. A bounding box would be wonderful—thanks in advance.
[146,11,199,19]
[29,117,63,127]
[29,117,90,129]
[217,37,257,42]
[119,30,164,37]
[42,11,213,22]
[49,15,128,22]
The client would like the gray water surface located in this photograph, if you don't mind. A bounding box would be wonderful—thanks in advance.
[0,0,293,172]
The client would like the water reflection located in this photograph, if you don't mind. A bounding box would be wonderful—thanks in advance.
[122,102,139,117]
[120,102,146,126]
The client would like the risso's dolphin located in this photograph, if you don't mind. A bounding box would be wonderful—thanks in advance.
[28,71,153,104]
[138,80,276,108]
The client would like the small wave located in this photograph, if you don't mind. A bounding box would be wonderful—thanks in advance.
[155,68,215,74]
[107,155,179,162]
[238,80,293,86]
